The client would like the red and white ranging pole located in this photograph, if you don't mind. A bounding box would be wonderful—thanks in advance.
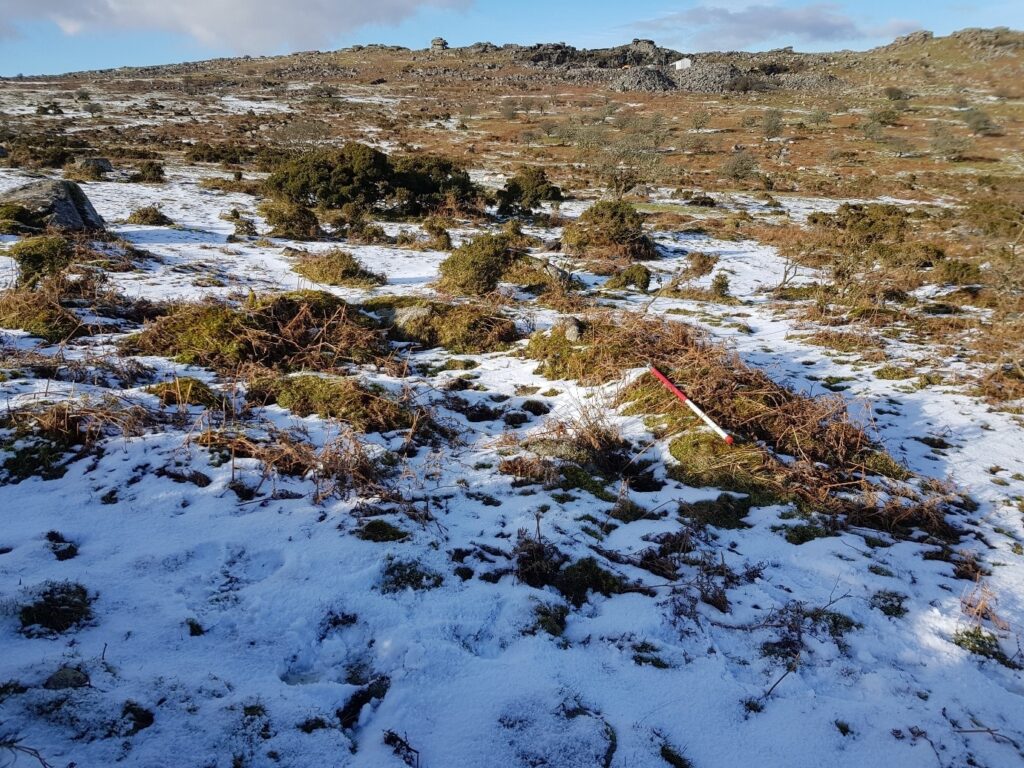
[648,365,734,446]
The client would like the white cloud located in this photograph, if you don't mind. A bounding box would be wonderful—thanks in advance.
[636,3,921,50]
[0,0,471,51]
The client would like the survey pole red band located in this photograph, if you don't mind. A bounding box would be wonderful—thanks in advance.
[648,365,734,445]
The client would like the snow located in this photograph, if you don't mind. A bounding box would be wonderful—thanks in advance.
[1,168,1023,768]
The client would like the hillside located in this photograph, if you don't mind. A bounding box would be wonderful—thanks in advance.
[1,27,1023,768]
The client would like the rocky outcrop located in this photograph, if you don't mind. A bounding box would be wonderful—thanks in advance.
[611,67,678,93]
[0,179,105,232]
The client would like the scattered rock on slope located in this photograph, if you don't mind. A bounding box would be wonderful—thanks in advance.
[610,67,678,93]
[0,179,105,232]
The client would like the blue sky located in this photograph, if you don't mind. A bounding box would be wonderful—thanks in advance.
[0,0,1020,76]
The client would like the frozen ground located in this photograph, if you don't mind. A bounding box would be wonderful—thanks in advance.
[1,166,1023,768]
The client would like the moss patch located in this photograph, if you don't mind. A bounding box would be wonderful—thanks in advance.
[249,374,413,433]
[7,236,74,287]
[668,431,784,506]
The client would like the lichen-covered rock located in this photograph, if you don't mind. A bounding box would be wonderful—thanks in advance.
[0,179,105,231]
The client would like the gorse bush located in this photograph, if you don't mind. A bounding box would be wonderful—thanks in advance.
[266,143,391,209]
[497,166,562,215]
[264,142,477,215]
[562,200,656,261]
[260,201,322,241]
[131,161,165,183]
[437,233,517,295]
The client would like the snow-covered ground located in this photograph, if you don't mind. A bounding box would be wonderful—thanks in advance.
[1,167,1023,768]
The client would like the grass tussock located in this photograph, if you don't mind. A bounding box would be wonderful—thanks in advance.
[194,425,383,501]
[6,236,75,288]
[145,377,224,409]
[1,399,147,483]
[126,206,174,226]
[0,284,85,342]
[290,248,386,287]
[125,291,388,373]
[604,264,651,292]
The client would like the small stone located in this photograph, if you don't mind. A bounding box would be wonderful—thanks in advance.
[43,666,89,690]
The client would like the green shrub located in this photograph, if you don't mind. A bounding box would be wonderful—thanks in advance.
[763,109,784,138]
[562,201,655,261]
[126,206,173,226]
[389,152,476,215]
[185,142,254,165]
[604,264,651,291]
[722,150,758,181]
[292,248,385,286]
[710,272,730,298]
[497,166,562,214]
[131,161,165,183]
[265,143,476,215]
[7,236,74,287]
[267,144,391,208]
[437,233,516,294]
[260,201,322,240]
[961,109,999,137]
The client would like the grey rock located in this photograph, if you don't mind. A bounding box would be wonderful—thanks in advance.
[393,304,434,332]
[43,666,89,690]
[0,179,105,232]
[522,255,573,286]
[79,157,113,174]
[559,317,583,343]
[431,37,449,52]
